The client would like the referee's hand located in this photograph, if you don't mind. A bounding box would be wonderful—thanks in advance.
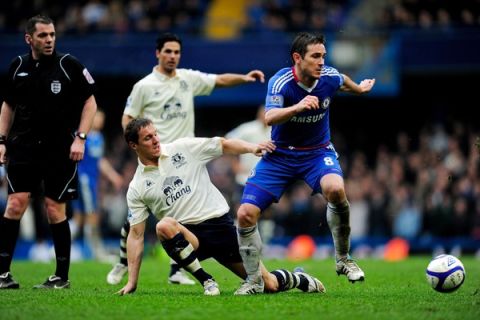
[70,138,85,162]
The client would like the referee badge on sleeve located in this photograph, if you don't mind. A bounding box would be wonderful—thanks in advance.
[51,80,61,94]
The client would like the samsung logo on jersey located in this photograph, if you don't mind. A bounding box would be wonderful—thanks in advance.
[290,113,325,123]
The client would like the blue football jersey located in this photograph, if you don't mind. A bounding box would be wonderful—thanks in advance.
[265,66,343,148]
[78,130,104,182]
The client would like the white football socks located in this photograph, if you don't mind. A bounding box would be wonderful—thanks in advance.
[237,225,263,284]
[326,201,351,261]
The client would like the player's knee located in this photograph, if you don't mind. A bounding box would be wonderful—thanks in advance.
[324,185,346,203]
[236,205,259,227]
[156,217,178,239]
[5,197,28,219]
[44,199,67,223]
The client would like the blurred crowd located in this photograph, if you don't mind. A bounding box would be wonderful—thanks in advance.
[0,0,211,35]
[244,0,480,35]
[377,0,480,31]
[347,0,480,34]
[1,0,479,36]
[242,0,351,34]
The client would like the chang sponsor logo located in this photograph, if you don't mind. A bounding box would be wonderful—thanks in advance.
[161,97,187,120]
[162,176,191,206]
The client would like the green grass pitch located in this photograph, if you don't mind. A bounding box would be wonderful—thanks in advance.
[2,255,479,320]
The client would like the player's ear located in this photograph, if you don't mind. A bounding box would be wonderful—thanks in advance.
[292,52,302,64]
[25,34,32,45]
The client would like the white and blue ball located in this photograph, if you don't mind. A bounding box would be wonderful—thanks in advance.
[426,254,465,293]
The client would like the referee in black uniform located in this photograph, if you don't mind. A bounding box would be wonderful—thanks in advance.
[0,15,97,289]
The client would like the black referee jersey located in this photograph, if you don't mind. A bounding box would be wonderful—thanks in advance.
[3,50,96,144]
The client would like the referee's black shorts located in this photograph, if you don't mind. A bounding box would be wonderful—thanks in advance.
[183,214,242,265]
[6,137,78,202]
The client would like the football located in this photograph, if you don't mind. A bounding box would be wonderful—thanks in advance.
[426,254,465,293]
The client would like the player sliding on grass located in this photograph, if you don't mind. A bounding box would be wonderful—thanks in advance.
[117,118,325,296]
[235,32,375,295]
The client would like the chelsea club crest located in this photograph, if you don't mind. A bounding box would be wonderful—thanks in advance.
[321,97,330,109]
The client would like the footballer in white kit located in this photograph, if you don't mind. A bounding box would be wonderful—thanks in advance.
[127,136,228,226]
[123,68,216,143]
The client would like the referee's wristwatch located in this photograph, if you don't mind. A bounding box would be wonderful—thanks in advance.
[75,132,87,140]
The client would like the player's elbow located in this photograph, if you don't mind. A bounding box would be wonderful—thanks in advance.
[264,118,274,126]
[264,112,276,126]
[122,115,134,131]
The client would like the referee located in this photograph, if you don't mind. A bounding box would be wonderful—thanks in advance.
[0,15,97,289]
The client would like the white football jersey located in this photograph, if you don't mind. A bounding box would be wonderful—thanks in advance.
[126,137,229,226]
[124,67,216,143]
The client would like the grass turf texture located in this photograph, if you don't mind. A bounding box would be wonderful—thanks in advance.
[1,256,479,320]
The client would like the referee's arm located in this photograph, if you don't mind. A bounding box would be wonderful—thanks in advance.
[0,101,14,164]
[70,95,97,162]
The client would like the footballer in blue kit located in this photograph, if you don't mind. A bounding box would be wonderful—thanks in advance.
[70,110,123,260]
[243,65,344,208]
[73,130,104,214]
[234,32,376,295]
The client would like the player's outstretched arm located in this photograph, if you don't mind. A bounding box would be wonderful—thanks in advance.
[339,74,375,94]
[215,69,265,88]
[117,221,146,295]
[221,138,275,156]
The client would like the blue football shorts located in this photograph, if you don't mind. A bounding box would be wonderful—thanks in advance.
[71,173,98,214]
[241,143,343,211]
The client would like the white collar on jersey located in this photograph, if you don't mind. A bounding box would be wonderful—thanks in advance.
[152,66,179,81]
[296,79,318,93]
